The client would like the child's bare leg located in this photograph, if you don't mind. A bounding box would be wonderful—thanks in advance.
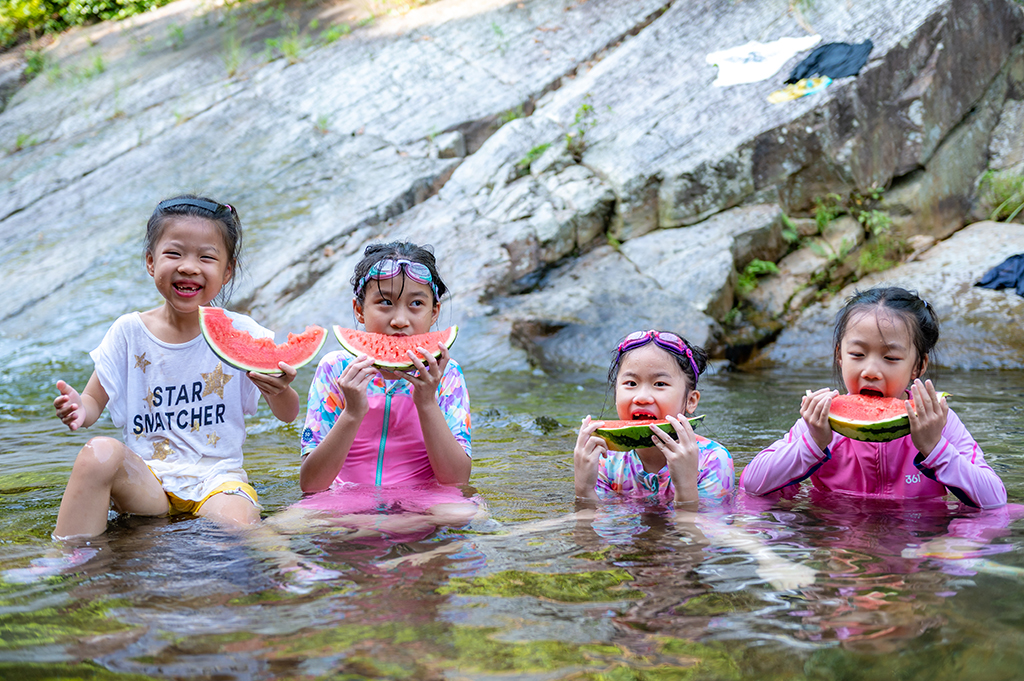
[196,491,261,528]
[54,437,169,540]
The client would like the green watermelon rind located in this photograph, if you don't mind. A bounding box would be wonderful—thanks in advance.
[595,415,706,452]
[828,392,950,442]
[333,325,458,371]
[199,307,328,374]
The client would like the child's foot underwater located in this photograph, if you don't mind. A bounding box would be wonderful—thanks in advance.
[2,546,100,584]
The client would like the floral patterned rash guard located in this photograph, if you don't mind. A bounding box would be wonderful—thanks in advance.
[595,435,734,502]
[300,351,471,486]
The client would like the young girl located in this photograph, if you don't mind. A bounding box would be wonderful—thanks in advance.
[741,286,1006,508]
[295,242,475,532]
[574,330,734,505]
[52,196,300,539]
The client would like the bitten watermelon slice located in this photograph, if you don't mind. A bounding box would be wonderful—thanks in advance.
[594,416,706,452]
[828,392,950,442]
[333,326,458,371]
[199,307,327,374]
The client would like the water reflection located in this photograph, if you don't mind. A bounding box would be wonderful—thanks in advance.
[0,366,1022,678]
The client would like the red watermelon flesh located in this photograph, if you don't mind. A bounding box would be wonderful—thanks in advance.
[594,415,705,451]
[199,307,327,374]
[827,392,949,442]
[333,326,458,371]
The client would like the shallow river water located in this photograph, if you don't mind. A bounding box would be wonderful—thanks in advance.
[1,362,1022,680]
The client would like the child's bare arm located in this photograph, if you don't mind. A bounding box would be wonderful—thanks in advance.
[248,362,300,423]
[54,373,108,431]
[299,355,376,493]
[405,345,471,485]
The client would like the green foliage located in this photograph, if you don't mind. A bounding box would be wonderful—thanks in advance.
[314,114,329,134]
[23,48,47,78]
[736,259,780,296]
[514,142,551,177]
[857,208,892,235]
[499,105,524,125]
[9,132,39,153]
[566,94,596,161]
[813,192,843,231]
[265,26,306,64]
[221,23,244,77]
[981,170,1024,222]
[0,0,177,49]
[166,22,185,50]
[319,22,351,44]
[780,213,801,244]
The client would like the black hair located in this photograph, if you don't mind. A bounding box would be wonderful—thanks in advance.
[831,286,939,384]
[350,241,448,305]
[607,330,709,393]
[145,194,243,305]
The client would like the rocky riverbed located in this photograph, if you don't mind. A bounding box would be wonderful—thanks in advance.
[2,0,1023,374]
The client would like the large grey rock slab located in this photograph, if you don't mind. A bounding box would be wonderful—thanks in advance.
[765,222,1024,369]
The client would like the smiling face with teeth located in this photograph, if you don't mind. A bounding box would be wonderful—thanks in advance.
[145,216,234,320]
[838,308,928,399]
[614,343,700,425]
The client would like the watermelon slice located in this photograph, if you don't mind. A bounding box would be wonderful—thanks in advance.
[199,307,327,374]
[828,392,950,442]
[333,326,458,371]
[594,416,706,452]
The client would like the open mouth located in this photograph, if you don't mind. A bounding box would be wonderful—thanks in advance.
[631,411,658,420]
[173,282,201,294]
[859,388,884,398]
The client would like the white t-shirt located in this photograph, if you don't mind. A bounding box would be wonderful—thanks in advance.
[90,311,271,502]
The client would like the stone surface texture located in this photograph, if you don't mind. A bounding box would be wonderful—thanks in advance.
[2,0,1024,373]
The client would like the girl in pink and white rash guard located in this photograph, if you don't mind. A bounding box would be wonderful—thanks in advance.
[741,286,1006,509]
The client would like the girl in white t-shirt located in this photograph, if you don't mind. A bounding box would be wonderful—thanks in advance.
[52,195,300,540]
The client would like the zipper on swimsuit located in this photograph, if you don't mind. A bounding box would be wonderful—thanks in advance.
[375,382,401,486]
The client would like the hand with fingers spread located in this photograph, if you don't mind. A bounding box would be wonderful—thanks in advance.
[338,354,377,419]
[908,378,948,455]
[54,380,87,431]
[652,413,700,505]
[801,387,838,451]
[574,416,607,501]
[402,343,450,409]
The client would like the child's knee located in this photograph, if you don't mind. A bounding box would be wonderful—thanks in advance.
[72,437,128,478]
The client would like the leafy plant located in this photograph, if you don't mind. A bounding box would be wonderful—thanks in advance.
[813,193,843,231]
[566,95,596,161]
[780,214,801,244]
[1,0,177,50]
[23,48,48,79]
[222,23,244,77]
[736,259,780,296]
[314,114,329,134]
[514,142,551,178]
[320,23,351,44]
[9,133,39,153]
[981,170,1024,222]
[167,23,185,50]
[499,105,524,125]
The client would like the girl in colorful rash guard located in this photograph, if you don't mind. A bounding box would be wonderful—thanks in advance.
[295,242,477,533]
[741,286,1006,508]
[574,330,734,505]
[51,196,300,539]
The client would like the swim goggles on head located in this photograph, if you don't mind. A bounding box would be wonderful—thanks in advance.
[356,258,439,299]
[616,330,700,383]
[157,198,236,216]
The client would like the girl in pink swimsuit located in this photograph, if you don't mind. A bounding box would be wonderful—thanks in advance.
[294,242,478,535]
[741,286,1006,508]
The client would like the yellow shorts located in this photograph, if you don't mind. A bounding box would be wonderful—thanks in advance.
[142,466,260,516]
[165,481,260,515]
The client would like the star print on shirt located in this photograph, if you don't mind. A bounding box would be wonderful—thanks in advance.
[201,362,233,399]
[143,388,155,411]
[152,438,174,461]
[207,431,220,447]
[135,352,151,373]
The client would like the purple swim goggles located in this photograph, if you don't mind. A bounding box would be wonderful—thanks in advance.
[616,330,700,382]
[356,258,439,299]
